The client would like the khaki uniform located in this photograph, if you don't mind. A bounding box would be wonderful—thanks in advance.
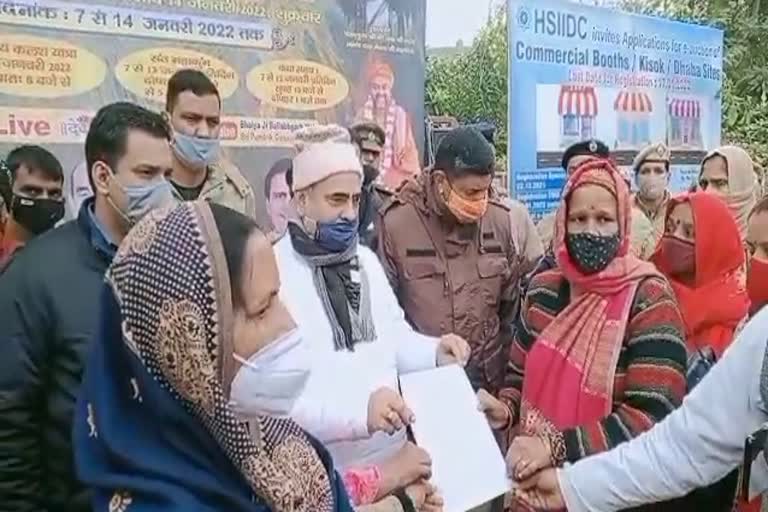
[633,191,670,256]
[377,175,521,394]
[198,160,257,218]
[535,211,557,251]
[632,143,673,257]
[502,197,544,274]
[630,205,658,259]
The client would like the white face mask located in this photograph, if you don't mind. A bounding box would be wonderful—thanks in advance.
[637,173,668,201]
[228,328,311,419]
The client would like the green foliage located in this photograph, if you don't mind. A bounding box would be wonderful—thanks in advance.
[717,7,768,166]
[426,0,768,167]
[425,6,508,158]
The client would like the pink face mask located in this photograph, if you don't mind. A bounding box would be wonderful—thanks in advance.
[659,235,697,281]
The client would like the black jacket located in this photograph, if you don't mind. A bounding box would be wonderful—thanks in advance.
[358,183,388,250]
[0,201,114,512]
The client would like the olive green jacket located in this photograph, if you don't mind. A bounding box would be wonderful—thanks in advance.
[184,160,257,218]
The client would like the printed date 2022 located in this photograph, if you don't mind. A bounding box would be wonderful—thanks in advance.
[197,22,235,39]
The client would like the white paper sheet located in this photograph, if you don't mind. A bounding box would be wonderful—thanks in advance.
[399,365,512,512]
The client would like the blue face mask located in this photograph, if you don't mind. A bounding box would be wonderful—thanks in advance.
[110,176,176,226]
[172,131,219,169]
[315,217,358,252]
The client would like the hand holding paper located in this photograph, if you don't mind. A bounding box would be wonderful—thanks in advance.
[367,386,414,435]
[476,388,511,430]
[436,334,471,367]
[400,365,512,512]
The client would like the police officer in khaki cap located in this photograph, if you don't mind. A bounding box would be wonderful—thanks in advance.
[633,142,672,249]
[351,121,386,171]
[350,121,388,248]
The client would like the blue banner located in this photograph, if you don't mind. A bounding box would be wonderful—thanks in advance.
[507,0,723,219]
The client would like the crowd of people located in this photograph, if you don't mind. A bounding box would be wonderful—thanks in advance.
[1,66,768,512]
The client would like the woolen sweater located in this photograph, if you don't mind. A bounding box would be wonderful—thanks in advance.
[499,270,688,462]
[559,308,768,511]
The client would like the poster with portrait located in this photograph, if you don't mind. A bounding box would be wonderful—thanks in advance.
[0,0,426,229]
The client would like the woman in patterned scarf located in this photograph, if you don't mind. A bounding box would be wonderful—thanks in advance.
[478,159,688,511]
[72,201,433,512]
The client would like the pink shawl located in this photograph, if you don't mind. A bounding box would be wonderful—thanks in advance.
[520,160,662,435]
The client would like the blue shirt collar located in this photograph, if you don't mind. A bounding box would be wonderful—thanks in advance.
[78,197,118,261]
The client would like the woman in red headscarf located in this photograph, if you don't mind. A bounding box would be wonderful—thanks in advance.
[652,192,754,512]
[653,193,750,359]
[478,159,688,511]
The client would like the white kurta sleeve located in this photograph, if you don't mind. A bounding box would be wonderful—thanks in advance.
[559,310,768,512]
[290,366,372,444]
[394,328,439,375]
[391,299,439,375]
[364,250,438,374]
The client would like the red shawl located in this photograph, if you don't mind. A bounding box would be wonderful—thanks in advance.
[652,193,749,357]
[521,159,662,433]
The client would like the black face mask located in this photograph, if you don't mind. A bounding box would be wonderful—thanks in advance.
[11,196,65,235]
[566,232,620,275]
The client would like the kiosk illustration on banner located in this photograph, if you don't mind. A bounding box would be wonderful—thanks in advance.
[614,89,653,150]
[667,97,703,149]
[558,84,598,147]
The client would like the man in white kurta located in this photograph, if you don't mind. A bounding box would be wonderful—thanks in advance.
[278,125,470,474]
